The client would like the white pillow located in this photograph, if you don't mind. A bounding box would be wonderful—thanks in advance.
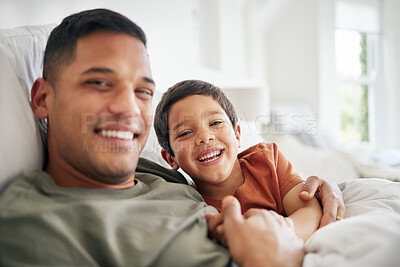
[141,89,170,168]
[0,25,55,192]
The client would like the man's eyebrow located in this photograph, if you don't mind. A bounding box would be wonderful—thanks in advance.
[81,68,155,86]
[143,77,156,86]
[82,67,156,86]
[81,67,115,75]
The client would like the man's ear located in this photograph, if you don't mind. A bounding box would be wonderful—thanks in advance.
[31,78,51,119]
[161,149,180,170]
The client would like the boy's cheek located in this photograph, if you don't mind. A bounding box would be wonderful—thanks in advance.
[172,142,196,154]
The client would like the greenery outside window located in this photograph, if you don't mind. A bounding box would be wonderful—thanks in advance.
[335,29,379,143]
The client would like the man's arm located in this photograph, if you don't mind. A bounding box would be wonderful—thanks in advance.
[299,176,346,228]
[221,196,304,267]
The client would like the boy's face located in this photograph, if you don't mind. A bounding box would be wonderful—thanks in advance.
[164,95,240,186]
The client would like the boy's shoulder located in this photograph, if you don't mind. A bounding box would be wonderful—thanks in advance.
[238,142,279,162]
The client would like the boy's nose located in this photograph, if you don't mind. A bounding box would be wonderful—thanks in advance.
[196,131,215,145]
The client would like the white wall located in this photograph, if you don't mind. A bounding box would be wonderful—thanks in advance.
[0,0,266,89]
[263,0,400,149]
[0,0,269,122]
[0,0,198,93]
[378,0,400,149]
[2,0,398,148]
[264,0,319,111]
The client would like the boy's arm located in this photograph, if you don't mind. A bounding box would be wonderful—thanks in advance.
[283,182,322,241]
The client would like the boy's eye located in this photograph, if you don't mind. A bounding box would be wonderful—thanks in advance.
[210,120,223,127]
[178,130,192,138]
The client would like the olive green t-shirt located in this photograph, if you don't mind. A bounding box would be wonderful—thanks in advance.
[0,160,230,266]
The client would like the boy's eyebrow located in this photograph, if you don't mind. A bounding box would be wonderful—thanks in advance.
[207,110,225,116]
[171,110,225,131]
[172,120,192,131]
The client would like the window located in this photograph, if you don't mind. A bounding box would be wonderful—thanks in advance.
[335,0,380,143]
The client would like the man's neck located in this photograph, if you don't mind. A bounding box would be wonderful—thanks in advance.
[45,163,135,190]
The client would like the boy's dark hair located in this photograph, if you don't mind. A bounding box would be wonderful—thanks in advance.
[43,8,147,86]
[154,80,239,156]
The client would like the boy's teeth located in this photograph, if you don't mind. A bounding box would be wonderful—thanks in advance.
[99,130,134,140]
[198,150,222,163]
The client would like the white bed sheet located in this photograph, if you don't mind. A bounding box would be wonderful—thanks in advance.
[304,178,400,267]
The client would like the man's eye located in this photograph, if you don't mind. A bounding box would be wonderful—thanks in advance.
[85,80,111,89]
[135,88,153,100]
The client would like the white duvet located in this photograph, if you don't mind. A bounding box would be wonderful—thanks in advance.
[304,178,400,267]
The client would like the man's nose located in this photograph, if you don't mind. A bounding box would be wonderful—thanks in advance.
[108,86,141,117]
[195,131,215,145]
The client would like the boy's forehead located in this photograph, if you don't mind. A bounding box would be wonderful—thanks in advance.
[170,110,227,129]
[167,94,227,124]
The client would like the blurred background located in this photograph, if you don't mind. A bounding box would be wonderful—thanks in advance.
[1,0,400,176]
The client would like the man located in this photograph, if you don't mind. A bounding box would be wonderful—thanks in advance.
[0,9,344,266]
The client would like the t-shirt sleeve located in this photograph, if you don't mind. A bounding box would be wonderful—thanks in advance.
[271,143,304,198]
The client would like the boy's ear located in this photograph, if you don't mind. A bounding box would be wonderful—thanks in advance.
[235,125,241,147]
[31,78,51,119]
[161,149,180,170]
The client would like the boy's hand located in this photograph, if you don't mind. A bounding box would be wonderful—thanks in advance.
[205,212,227,246]
[299,175,346,228]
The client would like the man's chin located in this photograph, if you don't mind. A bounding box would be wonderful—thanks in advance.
[87,153,139,183]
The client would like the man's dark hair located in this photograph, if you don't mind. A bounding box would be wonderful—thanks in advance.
[43,8,147,86]
[154,80,239,156]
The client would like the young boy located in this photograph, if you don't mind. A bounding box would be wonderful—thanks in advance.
[154,79,322,241]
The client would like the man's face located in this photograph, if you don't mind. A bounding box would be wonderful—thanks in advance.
[45,32,154,184]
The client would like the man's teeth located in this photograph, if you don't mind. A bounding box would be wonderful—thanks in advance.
[99,130,134,140]
[198,150,222,163]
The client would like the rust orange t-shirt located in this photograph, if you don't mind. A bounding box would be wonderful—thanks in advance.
[202,142,304,215]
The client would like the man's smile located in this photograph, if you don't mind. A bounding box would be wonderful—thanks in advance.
[98,130,135,140]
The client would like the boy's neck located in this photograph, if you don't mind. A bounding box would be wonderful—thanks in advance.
[196,159,244,200]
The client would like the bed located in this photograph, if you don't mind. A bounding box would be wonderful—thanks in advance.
[1,24,399,267]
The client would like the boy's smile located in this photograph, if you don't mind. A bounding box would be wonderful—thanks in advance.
[196,148,223,165]
[165,95,244,198]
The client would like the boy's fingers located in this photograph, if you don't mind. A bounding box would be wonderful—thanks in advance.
[204,213,215,222]
[205,213,223,238]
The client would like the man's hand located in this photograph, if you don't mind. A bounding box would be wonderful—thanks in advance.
[219,196,304,267]
[299,176,346,228]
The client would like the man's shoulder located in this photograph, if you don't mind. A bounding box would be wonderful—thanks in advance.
[136,157,188,184]
[0,171,48,212]
[0,170,46,193]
